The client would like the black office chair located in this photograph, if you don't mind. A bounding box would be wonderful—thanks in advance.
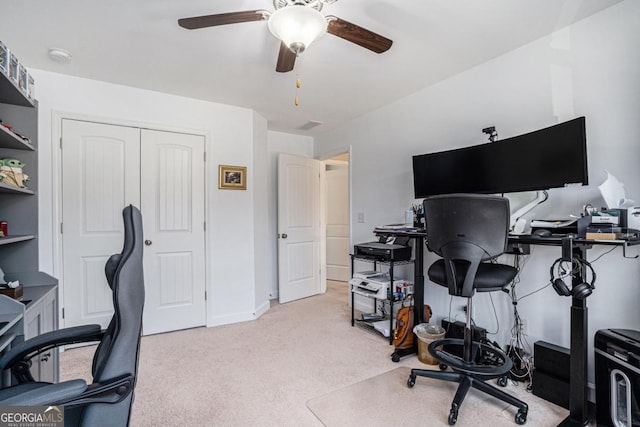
[406,194,528,425]
[0,205,145,426]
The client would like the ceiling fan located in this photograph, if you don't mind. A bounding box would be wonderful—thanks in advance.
[178,0,393,73]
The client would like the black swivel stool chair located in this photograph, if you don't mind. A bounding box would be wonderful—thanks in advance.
[407,194,528,425]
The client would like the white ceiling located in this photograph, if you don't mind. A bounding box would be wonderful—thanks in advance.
[0,0,622,136]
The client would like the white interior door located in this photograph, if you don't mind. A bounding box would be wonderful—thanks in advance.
[61,119,206,334]
[278,153,321,303]
[140,129,206,335]
[325,162,349,282]
[61,119,141,329]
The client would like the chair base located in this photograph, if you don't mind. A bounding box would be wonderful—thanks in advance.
[429,338,512,377]
[407,368,528,425]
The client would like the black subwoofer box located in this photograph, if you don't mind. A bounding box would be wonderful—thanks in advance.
[532,341,570,409]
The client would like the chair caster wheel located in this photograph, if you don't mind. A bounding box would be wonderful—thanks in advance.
[439,363,448,371]
[448,409,458,425]
[515,409,527,424]
[497,376,508,387]
[391,352,400,363]
[407,374,416,388]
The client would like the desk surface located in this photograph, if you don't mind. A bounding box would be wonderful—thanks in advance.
[374,226,640,247]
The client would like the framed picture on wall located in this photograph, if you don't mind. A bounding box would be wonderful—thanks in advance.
[218,165,247,190]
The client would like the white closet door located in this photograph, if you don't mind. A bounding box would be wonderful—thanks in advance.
[61,119,141,329]
[140,129,206,335]
[61,120,206,335]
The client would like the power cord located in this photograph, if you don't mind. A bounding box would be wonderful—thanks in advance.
[506,254,534,387]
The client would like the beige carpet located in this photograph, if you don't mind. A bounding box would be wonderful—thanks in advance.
[59,281,569,426]
[307,366,568,426]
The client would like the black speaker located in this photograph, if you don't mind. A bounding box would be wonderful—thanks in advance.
[534,341,570,381]
[532,341,570,409]
[532,370,570,410]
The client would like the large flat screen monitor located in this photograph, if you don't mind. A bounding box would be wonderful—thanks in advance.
[412,117,588,198]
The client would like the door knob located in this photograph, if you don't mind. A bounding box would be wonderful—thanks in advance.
[281,233,288,239]
[145,240,152,246]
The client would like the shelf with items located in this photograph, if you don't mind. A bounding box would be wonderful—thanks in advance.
[0,71,34,108]
[0,124,34,151]
[350,254,414,266]
[0,63,55,384]
[0,70,39,272]
[0,40,35,108]
[0,182,34,195]
[351,292,414,339]
[349,253,414,345]
[0,235,35,246]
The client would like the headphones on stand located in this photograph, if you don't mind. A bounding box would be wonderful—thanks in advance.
[549,256,596,299]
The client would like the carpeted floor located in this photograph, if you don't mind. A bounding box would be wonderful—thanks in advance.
[60,281,568,426]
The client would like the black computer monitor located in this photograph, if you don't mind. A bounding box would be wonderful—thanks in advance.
[412,117,588,198]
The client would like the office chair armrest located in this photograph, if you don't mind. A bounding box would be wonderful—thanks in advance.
[0,324,104,382]
[0,379,88,406]
[57,374,135,408]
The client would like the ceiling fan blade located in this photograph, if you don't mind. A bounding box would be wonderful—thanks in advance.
[326,16,392,53]
[276,42,297,73]
[178,10,268,30]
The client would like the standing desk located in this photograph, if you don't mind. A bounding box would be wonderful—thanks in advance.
[509,234,638,426]
[375,227,639,426]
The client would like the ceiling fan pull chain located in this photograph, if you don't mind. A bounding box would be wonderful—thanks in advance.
[294,75,301,106]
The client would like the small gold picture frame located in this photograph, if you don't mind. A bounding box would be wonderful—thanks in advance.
[218,165,247,190]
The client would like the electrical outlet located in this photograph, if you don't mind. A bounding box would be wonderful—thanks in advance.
[520,318,528,335]
[357,212,365,223]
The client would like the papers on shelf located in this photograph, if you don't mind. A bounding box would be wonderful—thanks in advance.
[376,224,414,230]
[372,319,395,338]
[530,219,577,228]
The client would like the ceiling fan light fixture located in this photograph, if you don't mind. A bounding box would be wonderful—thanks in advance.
[268,6,327,55]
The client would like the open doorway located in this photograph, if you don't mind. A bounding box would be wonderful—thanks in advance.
[323,153,350,285]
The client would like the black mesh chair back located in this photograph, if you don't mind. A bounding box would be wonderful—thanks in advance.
[424,194,512,298]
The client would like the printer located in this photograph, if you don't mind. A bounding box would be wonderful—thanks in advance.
[590,207,640,229]
[589,208,640,228]
[613,207,640,230]
[353,241,412,262]
[586,207,640,240]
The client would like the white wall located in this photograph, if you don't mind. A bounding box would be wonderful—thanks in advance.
[315,0,640,382]
[253,112,270,318]
[266,131,314,299]
[32,69,269,327]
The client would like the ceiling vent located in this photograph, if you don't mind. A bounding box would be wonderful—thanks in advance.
[298,120,323,131]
